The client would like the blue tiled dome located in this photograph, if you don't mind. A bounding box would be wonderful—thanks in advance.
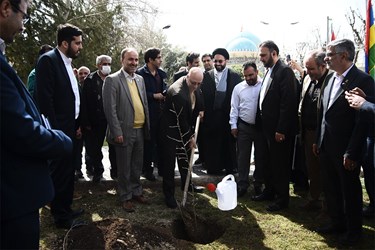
[226,31,261,52]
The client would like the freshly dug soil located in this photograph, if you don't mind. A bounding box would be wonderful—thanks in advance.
[65,218,186,249]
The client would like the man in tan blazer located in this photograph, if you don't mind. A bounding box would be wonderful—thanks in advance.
[102,48,150,212]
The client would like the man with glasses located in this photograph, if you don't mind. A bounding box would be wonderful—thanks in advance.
[200,48,241,175]
[0,0,72,248]
[8,0,29,23]
[81,55,117,182]
[35,23,85,229]
[159,67,205,208]
[315,39,374,246]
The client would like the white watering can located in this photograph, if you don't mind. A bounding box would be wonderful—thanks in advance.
[215,174,237,211]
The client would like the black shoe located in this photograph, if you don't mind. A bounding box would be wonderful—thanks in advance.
[69,208,85,219]
[266,203,287,212]
[316,224,346,234]
[165,197,177,209]
[237,188,247,197]
[363,205,374,218]
[251,193,274,202]
[144,173,156,181]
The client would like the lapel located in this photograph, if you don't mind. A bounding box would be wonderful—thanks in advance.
[328,66,356,110]
[262,60,281,97]
[323,75,335,111]
[301,75,312,100]
[118,71,134,109]
[341,65,357,91]
[134,76,146,107]
[264,70,273,95]
[53,49,71,87]
[269,60,281,79]
[182,78,193,118]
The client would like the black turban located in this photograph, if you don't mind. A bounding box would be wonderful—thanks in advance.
[212,48,229,60]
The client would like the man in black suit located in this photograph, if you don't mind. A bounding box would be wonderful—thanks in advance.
[346,87,375,218]
[251,41,298,212]
[0,0,72,248]
[314,39,374,246]
[159,67,204,208]
[35,23,85,229]
[200,48,242,175]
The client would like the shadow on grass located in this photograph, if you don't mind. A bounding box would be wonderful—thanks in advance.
[40,179,374,249]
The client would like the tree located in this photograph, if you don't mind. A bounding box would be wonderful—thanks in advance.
[6,0,161,82]
[346,7,366,63]
[162,48,186,84]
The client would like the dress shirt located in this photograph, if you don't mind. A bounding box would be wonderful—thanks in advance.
[57,49,80,119]
[230,78,262,129]
[259,66,274,110]
[0,38,5,54]
[328,64,354,108]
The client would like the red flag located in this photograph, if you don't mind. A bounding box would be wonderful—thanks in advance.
[331,24,336,41]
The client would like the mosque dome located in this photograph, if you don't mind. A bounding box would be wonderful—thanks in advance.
[226,31,261,52]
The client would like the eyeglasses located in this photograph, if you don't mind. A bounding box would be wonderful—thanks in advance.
[326,52,342,57]
[10,2,30,24]
[214,59,225,63]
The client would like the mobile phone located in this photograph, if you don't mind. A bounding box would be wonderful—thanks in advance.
[286,54,291,62]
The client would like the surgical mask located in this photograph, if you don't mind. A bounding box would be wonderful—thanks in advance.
[101,65,111,75]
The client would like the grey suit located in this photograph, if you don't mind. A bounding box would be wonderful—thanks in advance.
[103,69,150,201]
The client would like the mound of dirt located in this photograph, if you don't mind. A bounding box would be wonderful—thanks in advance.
[65,218,185,249]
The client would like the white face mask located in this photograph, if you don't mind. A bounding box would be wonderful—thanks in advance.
[101,65,111,75]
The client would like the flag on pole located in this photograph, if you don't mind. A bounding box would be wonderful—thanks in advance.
[365,0,374,78]
[331,23,336,41]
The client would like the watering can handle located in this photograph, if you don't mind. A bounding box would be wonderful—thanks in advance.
[222,174,235,182]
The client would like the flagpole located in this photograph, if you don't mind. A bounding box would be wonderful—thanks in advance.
[326,16,331,45]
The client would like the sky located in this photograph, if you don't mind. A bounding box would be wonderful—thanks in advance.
[149,0,370,58]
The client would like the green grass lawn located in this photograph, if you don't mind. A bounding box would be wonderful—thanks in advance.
[40,177,374,249]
